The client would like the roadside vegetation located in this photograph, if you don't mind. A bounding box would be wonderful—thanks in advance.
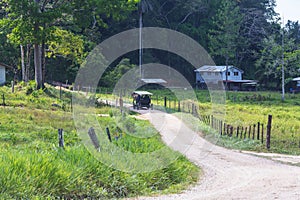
[0,84,199,199]
[166,88,300,155]
[126,88,300,155]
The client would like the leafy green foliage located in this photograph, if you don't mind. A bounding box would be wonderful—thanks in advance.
[47,27,85,64]
[1,0,298,90]
[208,0,243,66]
[255,32,300,88]
[101,58,136,87]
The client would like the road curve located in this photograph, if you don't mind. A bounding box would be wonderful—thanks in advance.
[128,110,300,200]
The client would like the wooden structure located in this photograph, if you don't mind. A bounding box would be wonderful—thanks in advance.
[195,65,257,90]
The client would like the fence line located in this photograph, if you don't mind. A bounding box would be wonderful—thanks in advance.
[157,97,274,148]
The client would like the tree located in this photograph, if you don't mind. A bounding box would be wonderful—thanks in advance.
[255,31,300,89]
[100,58,136,87]
[208,0,243,88]
[1,0,137,89]
[1,0,71,89]
[285,20,300,44]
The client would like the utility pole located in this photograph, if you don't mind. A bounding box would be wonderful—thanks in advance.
[281,16,285,101]
[139,3,143,79]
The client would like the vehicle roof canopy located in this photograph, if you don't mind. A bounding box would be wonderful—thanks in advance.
[133,91,153,96]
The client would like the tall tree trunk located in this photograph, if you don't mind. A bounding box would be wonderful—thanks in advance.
[25,44,32,82]
[34,43,43,89]
[34,0,43,89]
[41,41,46,84]
[20,44,26,82]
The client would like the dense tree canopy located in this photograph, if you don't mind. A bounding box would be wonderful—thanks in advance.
[0,0,299,90]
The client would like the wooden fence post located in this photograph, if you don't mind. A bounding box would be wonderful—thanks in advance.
[241,127,244,139]
[88,127,100,150]
[244,127,248,139]
[266,115,272,150]
[192,103,195,115]
[178,101,181,112]
[119,93,123,112]
[236,126,240,138]
[85,87,88,96]
[11,80,14,93]
[194,106,198,117]
[164,97,167,108]
[60,83,62,100]
[2,94,5,106]
[174,100,176,110]
[261,124,264,144]
[227,125,230,135]
[220,121,223,135]
[230,126,233,137]
[248,125,251,139]
[214,116,216,129]
[106,127,112,142]
[257,122,260,140]
[58,129,64,148]
[252,124,256,140]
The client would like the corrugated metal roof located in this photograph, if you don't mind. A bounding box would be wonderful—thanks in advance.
[195,65,244,73]
[141,79,167,84]
[292,77,300,81]
[223,80,258,83]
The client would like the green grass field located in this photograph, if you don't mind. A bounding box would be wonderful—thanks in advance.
[5,83,298,198]
[126,88,300,155]
[0,84,199,199]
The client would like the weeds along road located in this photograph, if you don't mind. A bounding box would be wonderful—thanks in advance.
[129,109,300,200]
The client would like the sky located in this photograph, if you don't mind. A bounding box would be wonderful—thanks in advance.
[275,0,300,23]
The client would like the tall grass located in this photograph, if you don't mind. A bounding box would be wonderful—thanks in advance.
[0,84,200,199]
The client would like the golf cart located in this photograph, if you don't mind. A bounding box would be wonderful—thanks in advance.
[132,91,153,110]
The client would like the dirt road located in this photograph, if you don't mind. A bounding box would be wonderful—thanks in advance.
[130,110,300,200]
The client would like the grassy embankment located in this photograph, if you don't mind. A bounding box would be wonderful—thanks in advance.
[0,83,199,199]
